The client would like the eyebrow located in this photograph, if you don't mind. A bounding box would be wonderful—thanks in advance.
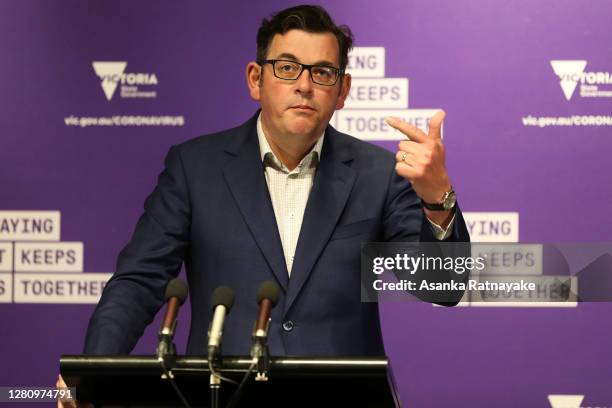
[274,53,337,67]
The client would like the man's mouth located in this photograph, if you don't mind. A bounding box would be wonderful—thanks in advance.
[290,105,316,111]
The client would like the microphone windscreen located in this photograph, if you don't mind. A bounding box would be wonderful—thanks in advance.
[256,281,281,306]
[164,278,189,304]
[211,286,235,311]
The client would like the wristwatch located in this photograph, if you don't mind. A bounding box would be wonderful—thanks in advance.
[421,188,457,211]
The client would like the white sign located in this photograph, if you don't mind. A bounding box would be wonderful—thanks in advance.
[14,273,112,304]
[0,242,12,272]
[345,78,408,109]
[0,211,61,241]
[14,242,84,272]
[463,212,519,243]
[0,273,11,303]
[335,109,440,140]
[471,244,542,275]
[347,47,385,77]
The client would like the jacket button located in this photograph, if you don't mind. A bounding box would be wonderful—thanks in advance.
[282,320,294,332]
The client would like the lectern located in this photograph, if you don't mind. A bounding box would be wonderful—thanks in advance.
[60,355,401,407]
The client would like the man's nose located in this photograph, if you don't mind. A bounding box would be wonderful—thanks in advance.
[295,68,314,95]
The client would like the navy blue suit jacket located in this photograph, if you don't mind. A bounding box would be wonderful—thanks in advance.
[84,112,470,357]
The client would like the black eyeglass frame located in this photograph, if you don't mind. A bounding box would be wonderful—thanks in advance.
[259,59,345,86]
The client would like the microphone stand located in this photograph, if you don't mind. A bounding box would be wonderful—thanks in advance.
[251,318,271,381]
[208,349,240,408]
[209,371,220,408]
[207,323,224,408]
[157,319,178,376]
[208,345,221,408]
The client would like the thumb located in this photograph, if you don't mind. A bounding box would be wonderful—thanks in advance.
[428,110,446,139]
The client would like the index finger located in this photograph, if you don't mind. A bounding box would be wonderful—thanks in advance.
[385,116,427,143]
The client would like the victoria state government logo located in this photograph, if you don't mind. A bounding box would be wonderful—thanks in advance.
[91,61,158,101]
[550,60,612,101]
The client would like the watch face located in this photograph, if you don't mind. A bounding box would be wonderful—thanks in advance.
[443,192,457,210]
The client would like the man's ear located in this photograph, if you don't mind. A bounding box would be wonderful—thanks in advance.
[335,73,351,110]
[246,62,262,101]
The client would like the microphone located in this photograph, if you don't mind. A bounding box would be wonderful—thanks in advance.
[251,281,280,381]
[251,281,280,349]
[157,278,188,362]
[207,287,235,408]
[253,281,281,339]
[207,286,235,360]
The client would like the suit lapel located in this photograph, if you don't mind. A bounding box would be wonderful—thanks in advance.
[283,127,357,315]
[222,115,289,291]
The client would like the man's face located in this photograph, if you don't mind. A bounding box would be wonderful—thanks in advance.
[247,29,351,141]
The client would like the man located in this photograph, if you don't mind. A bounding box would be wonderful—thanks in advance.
[81,4,468,359]
[58,5,470,405]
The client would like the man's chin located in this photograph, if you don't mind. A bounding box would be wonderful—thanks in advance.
[287,126,319,139]
[286,118,320,137]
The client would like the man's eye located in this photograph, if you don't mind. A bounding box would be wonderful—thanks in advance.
[279,63,298,72]
[313,68,333,78]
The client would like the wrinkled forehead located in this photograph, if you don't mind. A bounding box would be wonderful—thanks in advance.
[266,29,340,66]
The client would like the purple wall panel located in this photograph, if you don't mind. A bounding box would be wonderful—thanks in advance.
[1,1,611,406]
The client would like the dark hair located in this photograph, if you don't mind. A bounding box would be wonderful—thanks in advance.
[256,5,354,71]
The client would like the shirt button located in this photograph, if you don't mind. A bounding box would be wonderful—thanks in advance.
[282,320,294,332]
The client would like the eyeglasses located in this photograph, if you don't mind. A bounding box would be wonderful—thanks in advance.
[260,59,344,86]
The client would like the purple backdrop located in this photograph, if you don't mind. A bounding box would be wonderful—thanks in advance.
[1,0,611,407]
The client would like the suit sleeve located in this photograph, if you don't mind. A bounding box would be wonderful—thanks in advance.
[83,146,192,354]
[382,167,470,243]
[382,166,471,306]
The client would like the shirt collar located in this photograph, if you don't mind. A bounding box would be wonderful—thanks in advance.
[257,113,324,172]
